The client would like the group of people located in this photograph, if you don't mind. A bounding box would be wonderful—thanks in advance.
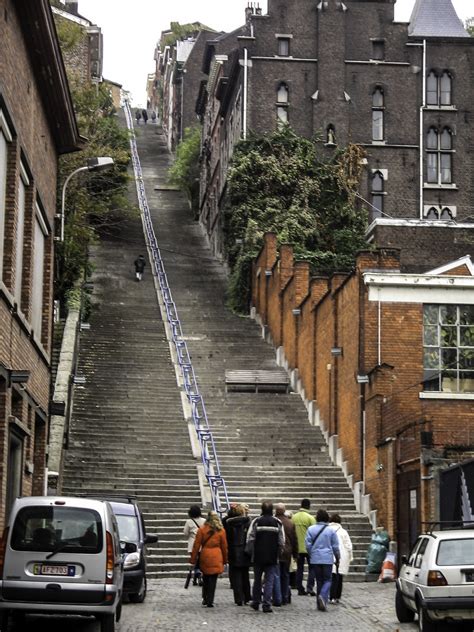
[183,498,353,613]
[135,108,157,124]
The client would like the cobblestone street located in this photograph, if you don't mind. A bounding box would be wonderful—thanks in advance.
[6,579,418,631]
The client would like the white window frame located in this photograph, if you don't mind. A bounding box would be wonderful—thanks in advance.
[14,164,29,305]
[31,203,48,339]
[0,111,12,282]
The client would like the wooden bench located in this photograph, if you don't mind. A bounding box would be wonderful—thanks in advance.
[225,369,290,393]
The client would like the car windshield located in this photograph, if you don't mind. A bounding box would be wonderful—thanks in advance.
[437,538,474,566]
[11,506,103,554]
[115,514,139,543]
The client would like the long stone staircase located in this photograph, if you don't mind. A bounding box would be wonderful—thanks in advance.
[61,120,373,582]
[60,215,201,578]
[137,124,374,578]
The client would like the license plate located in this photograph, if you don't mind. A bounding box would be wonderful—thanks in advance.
[33,564,75,577]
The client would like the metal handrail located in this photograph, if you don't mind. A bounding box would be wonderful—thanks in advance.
[123,101,229,516]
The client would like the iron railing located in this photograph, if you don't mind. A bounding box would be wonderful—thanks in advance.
[123,100,229,516]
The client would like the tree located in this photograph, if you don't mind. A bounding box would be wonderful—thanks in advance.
[466,18,474,36]
[168,126,201,216]
[225,126,369,312]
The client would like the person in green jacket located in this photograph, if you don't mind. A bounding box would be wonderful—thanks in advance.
[292,499,316,595]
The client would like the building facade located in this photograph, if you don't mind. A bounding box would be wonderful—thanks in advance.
[196,0,473,268]
[252,234,474,554]
[0,0,81,526]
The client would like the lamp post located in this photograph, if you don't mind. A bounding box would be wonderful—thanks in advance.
[60,156,114,242]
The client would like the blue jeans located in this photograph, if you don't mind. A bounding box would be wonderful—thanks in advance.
[311,563,333,604]
[278,561,290,603]
[252,563,278,608]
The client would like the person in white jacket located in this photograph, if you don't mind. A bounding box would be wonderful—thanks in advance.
[328,513,353,603]
[183,505,206,585]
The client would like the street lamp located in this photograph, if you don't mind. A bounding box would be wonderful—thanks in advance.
[60,156,114,242]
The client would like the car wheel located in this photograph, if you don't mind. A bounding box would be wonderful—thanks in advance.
[395,588,415,623]
[100,613,115,632]
[418,603,439,632]
[129,577,147,604]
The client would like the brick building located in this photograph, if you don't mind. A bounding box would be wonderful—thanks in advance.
[51,0,104,87]
[155,25,217,152]
[252,234,474,554]
[0,0,81,525]
[195,0,473,269]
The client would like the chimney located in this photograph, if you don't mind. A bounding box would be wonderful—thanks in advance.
[245,2,262,22]
[65,0,79,15]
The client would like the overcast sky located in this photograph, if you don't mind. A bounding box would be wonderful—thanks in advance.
[78,0,472,107]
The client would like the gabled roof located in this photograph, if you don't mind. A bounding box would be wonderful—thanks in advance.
[427,256,474,276]
[408,0,470,38]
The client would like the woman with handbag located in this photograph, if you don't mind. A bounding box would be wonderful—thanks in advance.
[183,505,205,585]
[190,511,228,607]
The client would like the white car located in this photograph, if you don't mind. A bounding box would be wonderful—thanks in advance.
[396,527,474,631]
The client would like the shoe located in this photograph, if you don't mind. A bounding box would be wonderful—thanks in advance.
[273,602,282,607]
[262,606,273,613]
[192,579,198,586]
[250,603,259,611]
[308,590,316,596]
[328,599,336,604]
[317,596,327,612]
[198,578,203,586]
[206,604,214,608]
[297,589,307,596]
[235,601,243,606]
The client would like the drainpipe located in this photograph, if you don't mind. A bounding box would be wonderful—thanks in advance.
[377,289,382,366]
[243,48,248,140]
[419,39,426,219]
[359,273,366,486]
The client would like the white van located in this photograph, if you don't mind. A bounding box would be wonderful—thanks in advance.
[0,496,124,632]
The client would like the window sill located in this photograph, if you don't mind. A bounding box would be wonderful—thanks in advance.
[371,140,386,146]
[423,183,457,190]
[424,105,457,111]
[419,392,474,400]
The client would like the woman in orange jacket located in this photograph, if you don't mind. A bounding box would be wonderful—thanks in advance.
[190,511,228,607]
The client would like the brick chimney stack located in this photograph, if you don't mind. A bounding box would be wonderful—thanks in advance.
[245,2,262,22]
[65,0,79,15]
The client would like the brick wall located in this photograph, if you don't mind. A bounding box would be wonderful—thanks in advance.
[251,235,474,538]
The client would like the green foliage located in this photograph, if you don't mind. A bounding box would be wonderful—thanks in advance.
[56,81,136,301]
[161,22,213,48]
[467,18,474,36]
[225,126,369,312]
[168,126,201,216]
[55,17,84,52]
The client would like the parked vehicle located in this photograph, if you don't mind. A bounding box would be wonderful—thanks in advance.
[0,496,124,632]
[396,524,474,631]
[100,497,158,603]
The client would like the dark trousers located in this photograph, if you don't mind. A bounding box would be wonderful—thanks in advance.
[296,553,315,591]
[252,563,278,608]
[330,572,343,600]
[312,563,333,604]
[202,574,218,606]
[279,561,290,603]
[229,565,250,604]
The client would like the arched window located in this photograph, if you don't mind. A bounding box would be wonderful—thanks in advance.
[371,171,385,219]
[441,207,454,220]
[426,207,439,219]
[277,83,289,104]
[426,127,453,184]
[276,83,289,127]
[426,71,438,106]
[372,87,384,141]
[440,72,452,106]
[326,125,336,145]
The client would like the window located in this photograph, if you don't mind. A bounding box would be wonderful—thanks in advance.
[276,83,289,126]
[423,304,474,393]
[426,127,453,184]
[31,206,47,338]
[372,40,385,61]
[0,113,12,281]
[372,87,384,142]
[414,538,429,569]
[426,70,452,106]
[277,38,290,57]
[370,171,385,219]
[437,539,474,566]
[14,172,27,304]
[326,125,336,146]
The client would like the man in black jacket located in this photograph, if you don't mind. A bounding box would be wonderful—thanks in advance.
[224,504,251,605]
[246,501,285,613]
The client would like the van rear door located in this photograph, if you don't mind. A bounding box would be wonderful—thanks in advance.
[2,504,107,604]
